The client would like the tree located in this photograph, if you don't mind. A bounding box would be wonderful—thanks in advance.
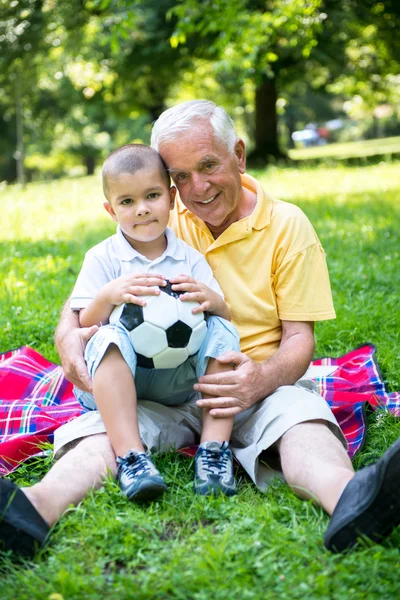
[169,0,325,164]
[169,0,400,164]
[0,0,194,181]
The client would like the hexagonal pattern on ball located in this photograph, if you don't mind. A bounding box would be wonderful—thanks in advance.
[186,320,208,356]
[153,347,189,369]
[129,322,168,358]
[142,293,179,329]
[109,303,125,325]
[177,300,204,329]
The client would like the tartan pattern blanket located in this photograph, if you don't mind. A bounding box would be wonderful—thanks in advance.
[0,344,399,475]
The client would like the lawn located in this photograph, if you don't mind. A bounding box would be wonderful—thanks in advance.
[1,161,400,599]
[289,135,400,162]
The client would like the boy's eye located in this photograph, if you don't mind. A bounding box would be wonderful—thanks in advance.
[121,198,133,205]
[147,192,160,199]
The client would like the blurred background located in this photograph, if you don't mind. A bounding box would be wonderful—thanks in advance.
[1,0,400,184]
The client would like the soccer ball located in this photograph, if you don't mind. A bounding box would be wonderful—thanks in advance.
[109,280,207,369]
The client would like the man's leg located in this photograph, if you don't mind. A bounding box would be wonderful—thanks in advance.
[279,420,400,552]
[23,433,116,527]
[0,433,116,557]
[278,420,354,515]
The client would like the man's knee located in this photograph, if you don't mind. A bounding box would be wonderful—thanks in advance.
[70,433,117,477]
[277,419,330,448]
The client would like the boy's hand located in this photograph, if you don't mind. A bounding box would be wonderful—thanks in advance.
[101,273,166,307]
[169,275,226,316]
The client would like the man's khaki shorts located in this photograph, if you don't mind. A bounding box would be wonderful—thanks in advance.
[54,378,346,490]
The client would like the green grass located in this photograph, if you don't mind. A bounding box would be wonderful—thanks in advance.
[289,135,400,162]
[1,162,400,599]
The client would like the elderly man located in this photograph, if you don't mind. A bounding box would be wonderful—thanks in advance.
[1,100,400,557]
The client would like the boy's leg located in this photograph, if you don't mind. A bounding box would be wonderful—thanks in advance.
[92,343,167,501]
[93,343,143,456]
[195,357,236,497]
[200,357,234,444]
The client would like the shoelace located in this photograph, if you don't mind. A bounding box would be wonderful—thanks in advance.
[199,447,230,476]
[119,453,151,480]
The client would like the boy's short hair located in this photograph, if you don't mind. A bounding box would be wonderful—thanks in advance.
[102,144,170,200]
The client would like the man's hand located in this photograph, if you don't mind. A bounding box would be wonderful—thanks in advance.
[195,352,265,417]
[57,324,99,392]
[195,321,316,418]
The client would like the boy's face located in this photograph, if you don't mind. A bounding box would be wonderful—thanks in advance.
[104,167,175,250]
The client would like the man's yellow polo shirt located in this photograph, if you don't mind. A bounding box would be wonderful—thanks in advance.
[169,173,336,363]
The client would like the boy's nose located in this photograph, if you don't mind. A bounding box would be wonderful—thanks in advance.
[136,202,151,216]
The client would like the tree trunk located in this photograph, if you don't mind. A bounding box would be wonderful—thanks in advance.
[15,75,25,187]
[85,155,96,175]
[247,75,288,166]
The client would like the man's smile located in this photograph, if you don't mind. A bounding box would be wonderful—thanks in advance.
[198,193,219,205]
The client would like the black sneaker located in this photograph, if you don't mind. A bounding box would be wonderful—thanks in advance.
[0,478,50,558]
[194,441,236,496]
[116,450,167,502]
[324,438,400,552]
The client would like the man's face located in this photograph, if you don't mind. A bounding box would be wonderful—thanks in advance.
[158,121,246,235]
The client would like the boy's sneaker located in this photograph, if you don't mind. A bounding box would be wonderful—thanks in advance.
[194,441,236,496]
[117,450,167,502]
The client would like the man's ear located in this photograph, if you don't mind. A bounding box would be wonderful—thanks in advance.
[169,185,177,209]
[104,201,118,222]
[234,139,246,174]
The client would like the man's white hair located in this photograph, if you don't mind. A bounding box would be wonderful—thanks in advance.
[150,100,238,153]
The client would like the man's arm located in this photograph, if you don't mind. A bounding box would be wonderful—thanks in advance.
[55,299,99,392]
[195,320,315,417]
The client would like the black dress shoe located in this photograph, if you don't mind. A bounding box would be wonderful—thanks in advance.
[324,438,400,552]
[0,477,50,558]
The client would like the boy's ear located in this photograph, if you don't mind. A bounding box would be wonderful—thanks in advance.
[169,185,176,209]
[104,201,118,222]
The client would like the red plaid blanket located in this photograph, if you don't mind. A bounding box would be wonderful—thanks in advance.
[0,345,399,475]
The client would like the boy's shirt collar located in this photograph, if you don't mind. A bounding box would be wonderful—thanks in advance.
[114,225,186,262]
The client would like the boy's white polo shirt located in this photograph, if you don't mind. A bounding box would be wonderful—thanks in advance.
[70,226,223,311]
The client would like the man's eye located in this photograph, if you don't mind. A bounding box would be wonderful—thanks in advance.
[176,173,187,182]
[204,163,215,170]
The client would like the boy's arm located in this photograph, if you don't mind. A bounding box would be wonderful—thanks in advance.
[204,290,231,320]
[79,283,116,327]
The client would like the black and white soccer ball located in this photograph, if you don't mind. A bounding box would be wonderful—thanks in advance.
[109,280,207,369]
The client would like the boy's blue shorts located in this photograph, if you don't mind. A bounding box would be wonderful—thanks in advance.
[74,315,240,411]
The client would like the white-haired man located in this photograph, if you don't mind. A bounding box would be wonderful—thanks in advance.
[1,100,400,557]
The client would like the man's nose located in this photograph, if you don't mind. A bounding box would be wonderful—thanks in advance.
[191,172,211,196]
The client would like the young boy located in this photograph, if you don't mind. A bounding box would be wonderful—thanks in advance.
[70,144,241,502]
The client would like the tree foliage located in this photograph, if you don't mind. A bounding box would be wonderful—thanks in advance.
[1,0,400,180]
[169,0,400,163]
